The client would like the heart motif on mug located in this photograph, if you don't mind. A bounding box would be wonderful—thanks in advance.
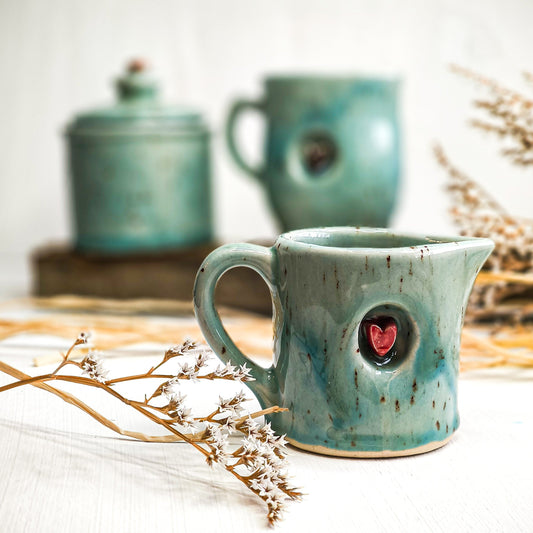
[364,318,398,357]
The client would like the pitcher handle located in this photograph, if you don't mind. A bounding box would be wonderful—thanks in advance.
[193,243,279,408]
[225,98,265,180]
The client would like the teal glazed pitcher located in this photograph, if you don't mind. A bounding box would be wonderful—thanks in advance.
[194,227,493,457]
[226,76,400,231]
[66,60,212,253]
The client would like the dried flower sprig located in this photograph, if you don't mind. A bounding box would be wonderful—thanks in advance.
[434,65,533,323]
[434,144,533,320]
[0,335,301,525]
[451,64,533,166]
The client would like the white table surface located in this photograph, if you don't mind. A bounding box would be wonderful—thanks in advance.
[0,331,532,533]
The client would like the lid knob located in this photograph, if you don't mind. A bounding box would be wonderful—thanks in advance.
[127,58,148,74]
[116,58,158,102]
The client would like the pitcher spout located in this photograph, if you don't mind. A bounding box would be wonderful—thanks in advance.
[448,235,495,307]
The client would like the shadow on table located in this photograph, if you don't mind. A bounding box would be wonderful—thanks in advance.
[0,416,261,511]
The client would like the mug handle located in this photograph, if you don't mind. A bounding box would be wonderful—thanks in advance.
[193,243,280,408]
[226,99,265,180]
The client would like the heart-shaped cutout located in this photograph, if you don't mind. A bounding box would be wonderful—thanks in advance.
[364,318,398,357]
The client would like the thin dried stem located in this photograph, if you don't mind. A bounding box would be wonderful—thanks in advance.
[461,325,533,371]
[0,359,180,442]
[475,270,533,286]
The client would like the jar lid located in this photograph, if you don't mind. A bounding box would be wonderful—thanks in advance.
[67,59,207,136]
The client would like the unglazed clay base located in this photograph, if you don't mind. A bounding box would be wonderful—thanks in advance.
[287,433,454,458]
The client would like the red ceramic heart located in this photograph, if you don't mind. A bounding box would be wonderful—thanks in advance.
[364,319,398,357]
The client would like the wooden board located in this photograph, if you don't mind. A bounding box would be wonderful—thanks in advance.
[32,243,273,316]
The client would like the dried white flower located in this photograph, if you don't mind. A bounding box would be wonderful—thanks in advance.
[178,362,199,381]
[240,437,261,466]
[233,363,255,382]
[76,331,91,345]
[240,417,261,437]
[165,339,198,358]
[255,461,277,482]
[204,423,229,465]
[81,351,108,383]
[214,362,236,378]
[250,476,274,495]
[213,362,255,381]
[264,487,285,507]
[194,352,210,369]
[258,422,275,442]
[219,412,241,431]
[167,392,194,427]
[271,433,288,451]
[267,498,285,523]
[161,378,179,398]
[218,391,247,414]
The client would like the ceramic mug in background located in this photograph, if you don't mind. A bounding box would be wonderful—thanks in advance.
[226,76,401,231]
[193,227,493,457]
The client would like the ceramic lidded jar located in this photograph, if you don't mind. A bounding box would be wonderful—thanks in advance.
[66,60,212,253]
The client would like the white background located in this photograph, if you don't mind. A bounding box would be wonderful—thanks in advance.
[1,0,532,295]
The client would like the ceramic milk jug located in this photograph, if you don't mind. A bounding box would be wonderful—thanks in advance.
[66,60,212,253]
[226,76,400,231]
[194,227,493,457]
